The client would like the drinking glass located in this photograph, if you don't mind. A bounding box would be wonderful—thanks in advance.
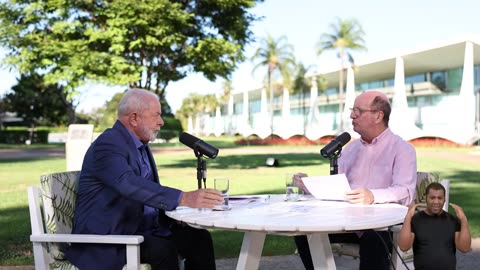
[285,173,300,201]
[214,178,230,210]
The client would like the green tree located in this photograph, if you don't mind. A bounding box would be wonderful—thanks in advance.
[219,80,233,107]
[4,74,69,127]
[317,17,366,132]
[251,34,295,135]
[176,93,204,130]
[202,94,218,116]
[0,0,263,117]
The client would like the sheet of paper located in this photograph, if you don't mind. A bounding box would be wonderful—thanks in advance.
[301,174,351,201]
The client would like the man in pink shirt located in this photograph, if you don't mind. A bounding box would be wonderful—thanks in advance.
[294,91,417,270]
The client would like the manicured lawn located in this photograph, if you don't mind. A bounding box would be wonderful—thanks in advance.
[0,140,479,265]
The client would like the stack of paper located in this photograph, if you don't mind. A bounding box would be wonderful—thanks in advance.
[301,174,351,201]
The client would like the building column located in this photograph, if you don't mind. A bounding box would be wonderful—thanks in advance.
[390,56,423,141]
[279,87,293,139]
[227,94,234,135]
[214,105,223,137]
[305,76,323,140]
[256,88,271,139]
[342,67,356,135]
[187,115,193,133]
[457,41,476,144]
[194,114,201,135]
[241,90,251,137]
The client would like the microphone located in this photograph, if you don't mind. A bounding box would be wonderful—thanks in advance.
[320,132,351,158]
[179,132,219,159]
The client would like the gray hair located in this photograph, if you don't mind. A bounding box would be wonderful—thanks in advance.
[371,96,391,126]
[117,88,159,117]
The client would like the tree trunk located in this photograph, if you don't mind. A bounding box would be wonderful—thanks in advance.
[66,102,76,124]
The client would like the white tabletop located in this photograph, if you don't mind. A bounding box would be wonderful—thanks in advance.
[166,195,408,270]
[166,195,407,234]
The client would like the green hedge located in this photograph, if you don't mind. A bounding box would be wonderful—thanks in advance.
[158,117,183,142]
[0,130,49,144]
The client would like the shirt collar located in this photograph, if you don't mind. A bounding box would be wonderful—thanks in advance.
[126,128,146,150]
[360,128,391,145]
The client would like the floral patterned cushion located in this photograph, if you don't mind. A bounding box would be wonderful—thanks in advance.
[40,171,80,262]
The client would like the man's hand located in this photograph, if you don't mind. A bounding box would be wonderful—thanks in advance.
[450,203,467,222]
[293,173,310,194]
[179,189,223,209]
[345,188,374,204]
[406,203,422,218]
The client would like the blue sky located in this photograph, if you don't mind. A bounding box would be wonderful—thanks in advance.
[1,0,479,113]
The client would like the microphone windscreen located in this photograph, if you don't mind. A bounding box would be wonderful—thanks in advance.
[179,132,199,149]
[336,132,351,145]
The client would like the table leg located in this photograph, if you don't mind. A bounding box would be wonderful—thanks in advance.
[236,231,266,270]
[308,233,336,270]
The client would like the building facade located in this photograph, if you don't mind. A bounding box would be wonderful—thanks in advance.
[189,38,480,145]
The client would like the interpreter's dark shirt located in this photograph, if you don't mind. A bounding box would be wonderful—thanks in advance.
[411,211,460,270]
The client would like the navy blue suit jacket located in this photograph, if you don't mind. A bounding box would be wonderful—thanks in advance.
[65,121,182,270]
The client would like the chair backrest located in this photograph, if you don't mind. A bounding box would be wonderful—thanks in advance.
[39,171,81,261]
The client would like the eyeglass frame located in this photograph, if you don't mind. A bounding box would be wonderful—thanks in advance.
[349,107,380,116]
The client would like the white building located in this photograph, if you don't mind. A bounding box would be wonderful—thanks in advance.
[193,38,480,145]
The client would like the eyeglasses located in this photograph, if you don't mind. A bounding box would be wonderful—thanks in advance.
[349,107,379,116]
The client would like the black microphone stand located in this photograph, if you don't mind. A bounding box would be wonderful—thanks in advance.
[328,147,343,175]
[194,148,207,189]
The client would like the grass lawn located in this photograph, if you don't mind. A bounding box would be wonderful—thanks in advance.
[1,138,479,265]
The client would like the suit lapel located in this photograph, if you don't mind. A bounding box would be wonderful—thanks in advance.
[144,145,160,184]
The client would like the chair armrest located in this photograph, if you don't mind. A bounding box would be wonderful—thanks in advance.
[30,234,144,245]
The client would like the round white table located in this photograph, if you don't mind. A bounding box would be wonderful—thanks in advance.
[166,195,407,270]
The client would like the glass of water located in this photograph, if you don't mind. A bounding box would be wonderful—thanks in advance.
[214,178,230,210]
[285,173,300,201]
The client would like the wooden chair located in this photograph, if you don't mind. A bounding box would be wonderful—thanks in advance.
[331,172,450,270]
[28,171,150,270]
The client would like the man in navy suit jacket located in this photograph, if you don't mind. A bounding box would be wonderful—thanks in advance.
[65,88,223,270]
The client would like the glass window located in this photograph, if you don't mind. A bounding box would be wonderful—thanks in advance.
[405,73,426,84]
[325,87,338,96]
[385,78,395,87]
[474,64,480,86]
[430,71,446,90]
[446,67,463,90]
[291,107,310,115]
[318,104,338,113]
[233,103,243,115]
[368,80,384,89]
[249,99,261,113]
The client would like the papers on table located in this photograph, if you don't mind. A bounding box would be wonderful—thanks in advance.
[301,174,351,201]
[229,195,266,206]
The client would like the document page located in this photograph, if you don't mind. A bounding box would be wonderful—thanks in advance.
[301,174,351,201]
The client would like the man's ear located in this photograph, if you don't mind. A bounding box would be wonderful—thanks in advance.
[376,111,384,124]
[129,112,138,127]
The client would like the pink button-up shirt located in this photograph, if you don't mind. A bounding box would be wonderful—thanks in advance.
[338,128,417,205]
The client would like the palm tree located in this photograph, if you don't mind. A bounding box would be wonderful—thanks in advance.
[291,62,312,135]
[251,34,295,136]
[317,17,366,132]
